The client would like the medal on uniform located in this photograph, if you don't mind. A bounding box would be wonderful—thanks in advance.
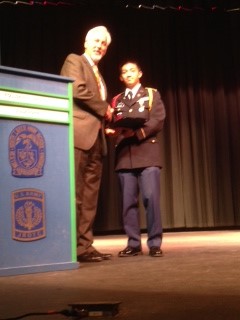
[138,99,145,112]
[116,102,124,109]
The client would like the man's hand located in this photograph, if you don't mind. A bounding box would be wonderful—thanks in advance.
[105,105,113,121]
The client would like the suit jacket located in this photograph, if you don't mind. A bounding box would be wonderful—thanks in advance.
[112,86,166,170]
[60,53,109,151]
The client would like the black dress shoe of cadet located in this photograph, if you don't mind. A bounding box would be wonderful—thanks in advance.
[77,251,103,262]
[118,246,142,257]
[93,250,112,260]
[149,246,163,257]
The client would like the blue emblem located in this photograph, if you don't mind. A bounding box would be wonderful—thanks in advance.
[9,124,45,178]
[12,189,46,242]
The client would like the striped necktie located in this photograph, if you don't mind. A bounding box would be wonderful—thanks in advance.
[92,65,105,100]
[127,91,133,101]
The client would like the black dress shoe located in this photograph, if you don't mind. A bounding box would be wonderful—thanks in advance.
[77,251,103,262]
[93,250,112,260]
[118,246,142,257]
[149,246,163,257]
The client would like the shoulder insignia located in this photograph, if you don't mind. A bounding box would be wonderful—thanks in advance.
[145,87,157,111]
[145,87,157,92]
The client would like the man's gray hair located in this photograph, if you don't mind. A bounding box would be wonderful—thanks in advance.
[85,26,112,46]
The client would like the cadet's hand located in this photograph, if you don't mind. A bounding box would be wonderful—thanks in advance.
[105,128,116,136]
[105,127,123,137]
[121,128,135,138]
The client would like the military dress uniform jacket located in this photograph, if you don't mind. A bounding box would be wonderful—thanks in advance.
[60,53,109,152]
[112,86,166,171]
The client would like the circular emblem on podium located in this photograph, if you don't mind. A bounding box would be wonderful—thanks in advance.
[9,124,46,178]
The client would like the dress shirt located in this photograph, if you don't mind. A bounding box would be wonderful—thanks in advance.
[125,83,141,99]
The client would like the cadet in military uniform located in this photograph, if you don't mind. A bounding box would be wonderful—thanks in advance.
[106,60,166,257]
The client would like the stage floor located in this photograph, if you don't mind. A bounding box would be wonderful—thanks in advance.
[0,230,240,320]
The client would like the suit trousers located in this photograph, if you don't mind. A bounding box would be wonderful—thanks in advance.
[74,134,103,256]
[118,167,163,249]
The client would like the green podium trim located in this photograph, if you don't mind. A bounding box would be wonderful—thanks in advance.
[67,82,77,261]
[0,66,78,276]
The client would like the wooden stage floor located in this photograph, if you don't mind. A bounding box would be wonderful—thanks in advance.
[0,230,240,320]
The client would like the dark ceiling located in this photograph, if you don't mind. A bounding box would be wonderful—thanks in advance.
[0,0,240,11]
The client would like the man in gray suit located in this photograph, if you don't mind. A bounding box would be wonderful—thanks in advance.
[61,26,112,262]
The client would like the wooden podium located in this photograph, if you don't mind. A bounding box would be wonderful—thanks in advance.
[0,66,79,276]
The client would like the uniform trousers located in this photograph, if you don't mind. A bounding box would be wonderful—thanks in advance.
[118,166,163,249]
[74,134,103,256]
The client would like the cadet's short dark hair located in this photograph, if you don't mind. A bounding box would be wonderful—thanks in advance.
[119,60,142,74]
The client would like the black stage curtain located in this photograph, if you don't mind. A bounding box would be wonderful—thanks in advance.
[1,5,240,232]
